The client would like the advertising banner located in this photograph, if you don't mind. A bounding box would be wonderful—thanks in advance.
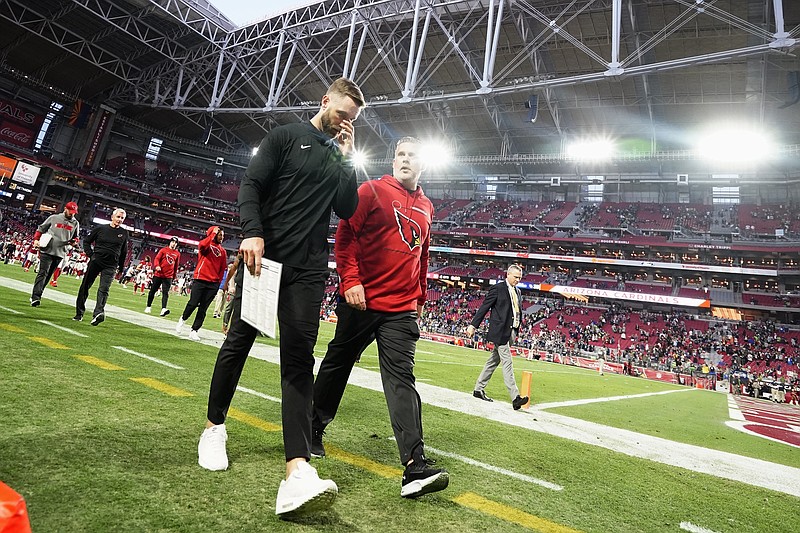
[11,161,41,186]
[0,121,36,149]
[0,154,16,178]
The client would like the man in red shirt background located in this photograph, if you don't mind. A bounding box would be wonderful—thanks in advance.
[145,236,182,317]
[176,226,227,341]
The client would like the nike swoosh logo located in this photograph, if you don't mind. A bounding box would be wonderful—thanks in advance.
[301,144,311,149]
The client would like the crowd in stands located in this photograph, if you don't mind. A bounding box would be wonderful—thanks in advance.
[315,272,799,400]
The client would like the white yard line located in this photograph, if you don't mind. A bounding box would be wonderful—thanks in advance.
[391,438,563,491]
[535,388,693,410]
[0,305,23,314]
[236,385,281,403]
[37,319,88,338]
[112,346,184,370]
[2,274,800,499]
[680,522,721,533]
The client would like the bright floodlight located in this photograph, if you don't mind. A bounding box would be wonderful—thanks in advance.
[351,150,368,168]
[420,140,452,169]
[566,138,615,161]
[696,126,775,163]
[251,146,259,156]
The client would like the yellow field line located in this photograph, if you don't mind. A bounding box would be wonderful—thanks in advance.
[0,323,26,333]
[74,355,126,371]
[228,407,281,432]
[326,446,404,479]
[27,337,70,349]
[453,492,583,533]
[129,377,193,397]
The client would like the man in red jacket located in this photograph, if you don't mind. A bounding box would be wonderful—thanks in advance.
[311,137,449,499]
[176,226,227,341]
[145,236,182,316]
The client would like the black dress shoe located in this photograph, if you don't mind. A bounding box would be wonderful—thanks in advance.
[473,390,493,402]
[512,395,529,410]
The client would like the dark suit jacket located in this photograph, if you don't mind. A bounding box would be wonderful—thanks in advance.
[470,280,522,345]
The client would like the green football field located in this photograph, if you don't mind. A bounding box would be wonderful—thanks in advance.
[1,262,798,533]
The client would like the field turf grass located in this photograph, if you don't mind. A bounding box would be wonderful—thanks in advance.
[1,263,799,532]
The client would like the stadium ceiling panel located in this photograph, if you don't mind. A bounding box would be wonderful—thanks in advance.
[0,0,798,157]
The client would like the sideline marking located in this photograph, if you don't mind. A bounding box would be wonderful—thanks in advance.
[0,323,26,333]
[423,443,563,491]
[680,522,721,533]
[228,407,281,432]
[113,346,184,369]
[38,319,88,338]
[237,385,281,403]
[1,276,799,499]
[0,306,22,315]
[327,446,403,479]
[453,492,583,532]
[130,377,192,397]
[74,355,125,371]
[28,336,69,350]
[535,388,692,410]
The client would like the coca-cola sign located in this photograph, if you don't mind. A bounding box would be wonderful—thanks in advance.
[0,121,35,149]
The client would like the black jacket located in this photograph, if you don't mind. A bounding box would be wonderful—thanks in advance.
[470,280,522,345]
[238,122,358,270]
[84,224,128,271]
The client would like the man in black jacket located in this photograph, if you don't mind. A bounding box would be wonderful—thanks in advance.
[197,78,364,518]
[74,208,128,325]
[467,264,529,410]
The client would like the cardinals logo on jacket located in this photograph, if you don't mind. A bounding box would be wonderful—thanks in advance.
[394,207,422,251]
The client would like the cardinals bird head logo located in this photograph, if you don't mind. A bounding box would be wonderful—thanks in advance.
[394,207,422,251]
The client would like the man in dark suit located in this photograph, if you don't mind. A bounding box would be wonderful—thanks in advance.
[466,264,529,410]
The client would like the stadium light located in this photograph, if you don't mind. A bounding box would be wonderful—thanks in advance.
[565,138,615,161]
[695,125,776,163]
[251,146,258,157]
[351,150,368,168]
[420,140,452,169]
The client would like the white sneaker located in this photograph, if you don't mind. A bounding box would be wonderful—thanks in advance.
[198,424,228,471]
[160,308,170,317]
[189,330,201,341]
[144,307,152,314]
[175,318,185,333]
[275,461,337,516]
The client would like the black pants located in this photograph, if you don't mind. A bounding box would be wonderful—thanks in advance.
[207,265,327,461]
[75,260,116,318]
[31,252,60,301]
[314,302,423,465]
[180,279,218,331]
[146,276,173,309]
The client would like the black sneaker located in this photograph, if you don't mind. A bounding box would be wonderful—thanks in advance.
[72,313,83,321]
[30,298,40,307]
[512,395,529,410]
[400,448,449,498]
[310,426,326,458]
[90,313,105,326]
[473,390,493,402]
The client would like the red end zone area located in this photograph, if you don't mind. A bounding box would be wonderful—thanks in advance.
[728,396,800,448]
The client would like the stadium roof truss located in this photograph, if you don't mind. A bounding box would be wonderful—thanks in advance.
[0,0,798,159]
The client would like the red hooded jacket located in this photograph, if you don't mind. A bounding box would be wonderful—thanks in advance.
[193,227,227,283]
[335,175,433,313]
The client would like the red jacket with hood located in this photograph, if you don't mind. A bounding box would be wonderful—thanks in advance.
[335,175,433,313]
[193,226,227,283]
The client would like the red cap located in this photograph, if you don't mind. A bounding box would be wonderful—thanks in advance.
[65,202,79,213]
[206,225,221,237]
